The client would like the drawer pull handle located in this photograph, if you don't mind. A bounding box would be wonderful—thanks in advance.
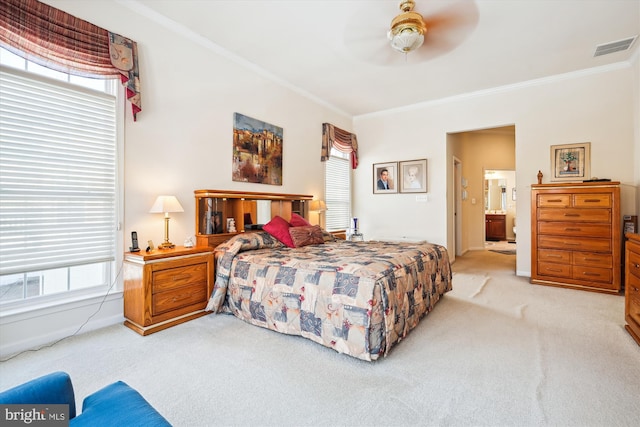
[547,199,563,202]
[583,272,601,277]
[564,213,580,217]
[172,294,191,302]
[584,258,599,262]
[633,263,640,269]
[171,274,190,282]
[565,242,580,246]
[564,228,581,231]
[583,199,602,203]
[547,255,563,258]
[547,268,563,272]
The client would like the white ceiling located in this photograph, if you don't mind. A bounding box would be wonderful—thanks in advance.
[129,0,640,117]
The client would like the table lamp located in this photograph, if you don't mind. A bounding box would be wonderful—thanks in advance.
[149,195,184,249]
[309,200,327,226]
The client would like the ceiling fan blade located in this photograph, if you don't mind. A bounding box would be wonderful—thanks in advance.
[418,0,479,59]
[342,4,402,65]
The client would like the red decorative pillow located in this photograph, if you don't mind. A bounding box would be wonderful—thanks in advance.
[289,225,325,248]
[289,212,311,227]
[263,216,295,248]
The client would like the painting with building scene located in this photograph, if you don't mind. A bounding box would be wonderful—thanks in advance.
[233,113,283,185]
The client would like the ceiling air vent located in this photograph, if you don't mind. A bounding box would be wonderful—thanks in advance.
[594,36,637,57]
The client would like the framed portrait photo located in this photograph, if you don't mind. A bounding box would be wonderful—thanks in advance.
[399,159,427,193]
[550,142,591,182]
[373,162,398,194]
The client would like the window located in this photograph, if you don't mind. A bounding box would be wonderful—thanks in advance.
[0,47,118,305]
[324,148,351,231]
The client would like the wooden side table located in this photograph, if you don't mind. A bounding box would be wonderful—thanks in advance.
[123,246,214,335]
[625,233,640,345]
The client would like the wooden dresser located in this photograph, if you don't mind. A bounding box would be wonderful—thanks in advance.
[123,246,214,335]
[624,233,640,345]
[530,182,621,294]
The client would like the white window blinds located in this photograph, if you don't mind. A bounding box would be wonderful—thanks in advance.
[0,67,116,275]
[324,153,351,231]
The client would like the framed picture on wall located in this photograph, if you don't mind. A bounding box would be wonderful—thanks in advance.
[550,142,591,182]
[399,159,427,193]
[373,162,398,194]
[232,113,283,185]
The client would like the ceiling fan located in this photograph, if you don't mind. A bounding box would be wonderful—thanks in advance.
[387,0,427,53]
[343,0,479,65]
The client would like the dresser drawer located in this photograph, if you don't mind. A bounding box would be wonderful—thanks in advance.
[538,249,570,264]
[537,208,611,223]
[573,252,613,268]
[538,235,611,252]
[152,262,208,293]
[628,249,640,280]
[572,265,612,284]
[538,261,571,278]
[538,222,611,238]
[538,194,570,208]
[152,283,208,315]
[573,193,611,208]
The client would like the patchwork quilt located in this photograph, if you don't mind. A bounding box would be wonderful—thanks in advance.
[206,232,452,361]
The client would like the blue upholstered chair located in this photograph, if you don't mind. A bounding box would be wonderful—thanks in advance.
[0,371,171,426]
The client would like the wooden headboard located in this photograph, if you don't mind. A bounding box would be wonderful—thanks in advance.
[194,189,313,248]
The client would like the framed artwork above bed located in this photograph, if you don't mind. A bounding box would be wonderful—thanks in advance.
[232,113,283,185]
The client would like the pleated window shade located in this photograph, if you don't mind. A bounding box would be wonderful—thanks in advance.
[0,68,117,275]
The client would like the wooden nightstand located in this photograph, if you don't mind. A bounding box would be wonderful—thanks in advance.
[625,233,640,345]
[123,246,214,335]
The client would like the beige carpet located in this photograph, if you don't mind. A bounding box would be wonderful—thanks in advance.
[1,249,639,426]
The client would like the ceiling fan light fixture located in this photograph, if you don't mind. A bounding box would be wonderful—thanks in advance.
[388,0,426,53]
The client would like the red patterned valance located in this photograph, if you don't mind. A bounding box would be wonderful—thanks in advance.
[321,123,359,169]
[0,0,141,120]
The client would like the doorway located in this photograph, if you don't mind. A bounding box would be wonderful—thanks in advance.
[484,169,516,245]
[449,125,516,257]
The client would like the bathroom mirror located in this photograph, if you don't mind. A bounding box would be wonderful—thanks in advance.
[485,179,506,212]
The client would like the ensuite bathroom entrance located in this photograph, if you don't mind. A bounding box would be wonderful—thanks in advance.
[484,169,516,252]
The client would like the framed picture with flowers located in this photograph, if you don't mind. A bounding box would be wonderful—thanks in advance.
[550,142,591,182]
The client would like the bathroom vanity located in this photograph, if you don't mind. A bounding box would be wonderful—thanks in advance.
[485,213,506,241]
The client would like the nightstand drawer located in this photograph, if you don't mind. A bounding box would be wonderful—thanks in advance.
[626,273,640,326]
[572,265,612,284]
[153,262,208,292]
[627,250,640,280]
[152,283,208,315]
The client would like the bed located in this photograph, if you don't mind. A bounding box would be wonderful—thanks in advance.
[205,230,452,361]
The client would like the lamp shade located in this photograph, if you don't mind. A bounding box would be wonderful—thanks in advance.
[149,195,184,214]
[309,200,327,212]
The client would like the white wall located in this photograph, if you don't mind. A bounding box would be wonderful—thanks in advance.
[0,0,352,358]
[354,63,637,277]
